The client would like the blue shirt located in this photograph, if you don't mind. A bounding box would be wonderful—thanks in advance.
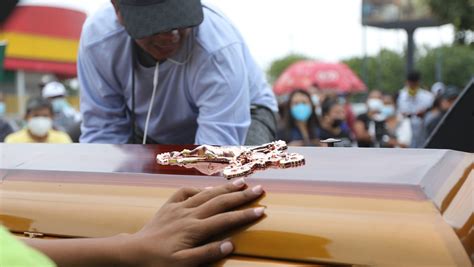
[78,4,277,145]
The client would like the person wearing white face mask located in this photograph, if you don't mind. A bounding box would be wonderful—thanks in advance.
[382,94,411,148]
[353,90,388,147]
[4,97,72,144]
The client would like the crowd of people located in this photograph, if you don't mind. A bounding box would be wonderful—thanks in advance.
[276,71,460,148]
[0,0,468,266]
[0,71,460,147]
[0,1,461,149]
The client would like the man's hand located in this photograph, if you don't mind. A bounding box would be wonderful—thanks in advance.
[124,178,265,267]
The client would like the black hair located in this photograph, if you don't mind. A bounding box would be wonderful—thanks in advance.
[26,97,53,115]
[407,71,421,82]
[382,92,397,103]
[442,86,460,100]
[282,89,319,141]
[321,98,339,117]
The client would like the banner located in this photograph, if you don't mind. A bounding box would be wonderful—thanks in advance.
[362,0,443,28]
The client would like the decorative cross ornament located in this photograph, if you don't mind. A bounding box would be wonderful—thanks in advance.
[156,140,305,179]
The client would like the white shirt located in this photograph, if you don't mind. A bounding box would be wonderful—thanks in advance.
[397,87,434,115]
[78,4,277,145]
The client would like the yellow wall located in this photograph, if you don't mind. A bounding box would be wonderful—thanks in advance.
[0,32,78,63]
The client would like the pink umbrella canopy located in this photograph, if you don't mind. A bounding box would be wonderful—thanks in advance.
[273,61,367,95]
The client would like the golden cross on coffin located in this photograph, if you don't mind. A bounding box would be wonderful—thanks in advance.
[156,140,305,179]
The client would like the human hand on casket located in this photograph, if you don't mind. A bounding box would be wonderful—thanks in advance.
[24,178,265,267]
[119,178,265,267]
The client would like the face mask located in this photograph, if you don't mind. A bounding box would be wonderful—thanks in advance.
[381,105,395,118]
[367,98,384,112]
[373,113,386,122]
[27,117,52,137]
[311,95,320,106]
[332,119,343,128]
[338,97,346,105]
[0,102,5,116]
[291,103,312,122]
[51,98,69,113]
[315,107,322,117]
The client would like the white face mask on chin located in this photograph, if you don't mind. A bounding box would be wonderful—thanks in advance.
[27,117,53,137]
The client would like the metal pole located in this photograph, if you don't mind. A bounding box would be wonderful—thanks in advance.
[435,48,443,82]
[0,41,7,81]
[405,28,416,74]
[16,70,26,116]
[362,26,368,85]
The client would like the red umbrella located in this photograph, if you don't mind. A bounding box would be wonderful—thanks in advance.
[273,61,367,95]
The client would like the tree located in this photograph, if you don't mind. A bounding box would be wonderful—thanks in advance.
[417,45,474,89]
[428,0,474,45]
[343,49,405,94]
[343,45,474,94]
[266,53,311,84]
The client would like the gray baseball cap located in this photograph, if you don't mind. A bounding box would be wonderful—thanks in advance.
[118,0,204,39]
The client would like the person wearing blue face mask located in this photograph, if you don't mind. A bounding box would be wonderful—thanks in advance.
[0,92,14,142]
[383,93,411,148]
[278,89,320,146]
[42,81,82,142]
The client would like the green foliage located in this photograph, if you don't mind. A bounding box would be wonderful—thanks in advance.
[341,45,474,93]
[427,0,474,44]
[343,49,405,94]
[267,45,473,95]
[266,53,311,84]
[417,45,474,89]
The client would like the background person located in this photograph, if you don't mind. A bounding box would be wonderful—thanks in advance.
[278,89,320,146]
[339,93,356,134]
[4,97,72,144]
[382,93,412,148]
[353,90,386,147]
[424,86,460,137]
[42,81,82,142]
[319,99,353,147]
[397,71,434,148]
[0,92,14,142]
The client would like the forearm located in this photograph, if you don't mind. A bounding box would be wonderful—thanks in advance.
[24,234,133,267]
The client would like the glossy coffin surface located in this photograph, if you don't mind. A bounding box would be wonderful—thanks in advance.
[0,144,472,266]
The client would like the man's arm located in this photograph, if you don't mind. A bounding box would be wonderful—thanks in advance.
[25,179,265,267]
[191,44,252,145]
[78,44,131,144]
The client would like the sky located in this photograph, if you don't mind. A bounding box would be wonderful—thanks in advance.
[21,0,455,69]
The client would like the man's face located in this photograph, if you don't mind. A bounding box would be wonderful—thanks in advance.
[407,80,419,90]
[135,28,191,61]
[112,1,191,61]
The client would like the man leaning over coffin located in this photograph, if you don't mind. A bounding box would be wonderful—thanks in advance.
[78,0,278,145]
